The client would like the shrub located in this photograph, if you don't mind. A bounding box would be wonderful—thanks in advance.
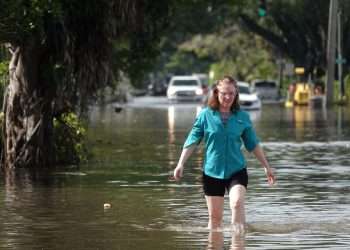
[53,112,89,165]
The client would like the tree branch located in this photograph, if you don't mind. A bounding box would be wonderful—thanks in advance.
[238,14,288,56]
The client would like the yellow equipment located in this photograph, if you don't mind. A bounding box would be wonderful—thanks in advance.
[294,83,310,105]
[285,82,311,107]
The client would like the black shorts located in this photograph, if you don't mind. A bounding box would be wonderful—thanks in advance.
[202,168,248,197]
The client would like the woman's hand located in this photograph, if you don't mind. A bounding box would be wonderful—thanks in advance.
[264,167,276,185]
[173,165,184,181]
[172,145,196,181]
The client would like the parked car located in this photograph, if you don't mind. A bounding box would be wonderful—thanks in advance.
[251,79,279,101]
[147,81,168,96]
[237,81,262,110]
[166,75,206,102]
[192,73,209,94]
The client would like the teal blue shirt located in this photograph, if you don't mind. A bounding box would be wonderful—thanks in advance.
[184,107,259,179]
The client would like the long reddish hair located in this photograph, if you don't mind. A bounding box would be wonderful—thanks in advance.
[207,76,240,112]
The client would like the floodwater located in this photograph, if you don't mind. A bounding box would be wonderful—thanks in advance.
[1,97,350,250]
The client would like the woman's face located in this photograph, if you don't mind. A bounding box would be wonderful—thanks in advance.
[217,81,237,110]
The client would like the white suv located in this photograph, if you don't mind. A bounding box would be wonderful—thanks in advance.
[166,76,205,102]
[251,79,279,101]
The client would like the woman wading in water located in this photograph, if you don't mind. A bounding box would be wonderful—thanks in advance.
[173,76,275,231]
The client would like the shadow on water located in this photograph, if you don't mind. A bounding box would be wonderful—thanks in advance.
[1,169,58,249]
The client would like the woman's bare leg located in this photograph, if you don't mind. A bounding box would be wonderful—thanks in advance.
[205,195,224,230]
[228,185,246,227]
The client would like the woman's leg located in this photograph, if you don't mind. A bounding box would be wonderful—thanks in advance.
[205,195,224,230]
[207,231,224,249]
[228,185,246,226]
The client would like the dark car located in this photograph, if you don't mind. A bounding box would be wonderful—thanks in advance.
[147,81,168,96]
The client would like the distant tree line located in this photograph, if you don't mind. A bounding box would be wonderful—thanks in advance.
[156,0,350,84]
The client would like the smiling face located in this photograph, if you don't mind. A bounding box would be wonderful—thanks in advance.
[217,79,238,112]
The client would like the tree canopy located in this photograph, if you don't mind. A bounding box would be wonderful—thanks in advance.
[0,0,172,170]
[0,0,171,110]
[237,0,350,78]
[155,0,349,82]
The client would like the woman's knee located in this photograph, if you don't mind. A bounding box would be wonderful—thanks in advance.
[229,185,246,210]
[208,213,223,227]
[230,197,244,210]
[209,211,223,221]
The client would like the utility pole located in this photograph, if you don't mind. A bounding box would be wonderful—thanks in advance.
[277,57,284,98]
[326,0,338,106]
[337,8,346,101]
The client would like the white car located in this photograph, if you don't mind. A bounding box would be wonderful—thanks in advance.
[251,79,279,101]
[237,81,262,110]
[166,76,206,102]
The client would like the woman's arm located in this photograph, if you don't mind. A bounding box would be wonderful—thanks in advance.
[173,144,197,181]
[252,144,276,185]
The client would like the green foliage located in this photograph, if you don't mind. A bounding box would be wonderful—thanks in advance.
[153,1,279,81]
[345,75,350,98]
[53,113,89,165]
[165,50,212,75]
[0,111,3,150]
[151,1,240,77]
[0,60,9,107]
[0,0,62,43]
[178,26,276,81]
[0,1,174,168]
[125,1,172,87]
[0,61,8,77]
[333,75,350,103]
[237,0,350,77]
[1,0,173,109]
[154,0,350,84]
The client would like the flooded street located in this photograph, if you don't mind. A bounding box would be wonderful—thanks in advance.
[1,96,350,249]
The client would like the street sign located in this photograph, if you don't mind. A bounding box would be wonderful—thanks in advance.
[295,67,305,75]
[336,57,346,64]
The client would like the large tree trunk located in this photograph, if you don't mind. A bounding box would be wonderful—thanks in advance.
[2,45,54,170]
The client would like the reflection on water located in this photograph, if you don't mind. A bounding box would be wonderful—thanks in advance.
[1,101,350,249]
[207,231,245,250]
